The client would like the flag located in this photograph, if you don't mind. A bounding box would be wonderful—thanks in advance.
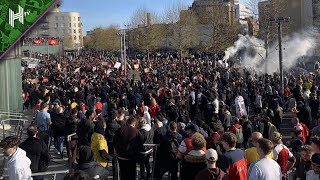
[48,39,59,45]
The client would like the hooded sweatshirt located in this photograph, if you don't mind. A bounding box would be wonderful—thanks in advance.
[143,106,152,125]
[77,145,108,180]
[7,147,32,180]
[195,167,226,180]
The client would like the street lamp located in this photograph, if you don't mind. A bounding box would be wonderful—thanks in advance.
[269,17,290,98]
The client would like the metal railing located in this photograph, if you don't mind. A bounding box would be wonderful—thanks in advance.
[0,119,28,140]
[1,170,69,180]
[143,144,159,179]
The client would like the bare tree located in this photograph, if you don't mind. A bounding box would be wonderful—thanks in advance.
[198,2,239,54]
[164,2,198,58]
[85,26,121,52]
[63,34,74,50]
[130,7,165,59]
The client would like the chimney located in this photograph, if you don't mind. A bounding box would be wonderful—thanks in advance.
[146,12,151,26]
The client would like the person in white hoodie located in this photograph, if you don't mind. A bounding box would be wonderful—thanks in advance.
[143,106,152,125]
[0,136,32,180]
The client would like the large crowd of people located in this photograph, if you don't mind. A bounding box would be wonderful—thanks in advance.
[2,52,320,180]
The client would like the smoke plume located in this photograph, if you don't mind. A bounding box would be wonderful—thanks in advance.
[224,33,316,75]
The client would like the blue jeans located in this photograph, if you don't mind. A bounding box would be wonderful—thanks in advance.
[54,136,64,158]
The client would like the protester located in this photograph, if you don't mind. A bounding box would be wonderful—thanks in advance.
[218,132,247,180]
[76,146,108,180]
[0,136,32,180]
[245,132,273,166]
[52,106,66,159]
[20,125,50,180]
[272,132,296,179]
[138,117,154,179]
[248,138,282,180]
[91,120,112,168]
[113,116,143,180]
[306,153,320,180]
[154,122,181,180]
[65,108,79,164]
[77,110,95,146]
[260,116,278,140]
[180,132,207,180]
[294,145,313,180]
[35,102,52,146]
[311,136,320,153]
[178,123,206,159]
[195,149,226,180]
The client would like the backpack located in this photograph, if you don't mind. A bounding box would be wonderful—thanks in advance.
[300,123,309,138]
[234,126,244,143]
[167,138,179,160]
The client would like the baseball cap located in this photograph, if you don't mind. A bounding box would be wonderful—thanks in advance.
[205,149,218,162]
[272,132,282,142]
[185,123,199,133]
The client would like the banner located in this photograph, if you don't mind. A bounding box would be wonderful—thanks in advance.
[74,68,80,73]
[48,39,59,45]
[101,62,108,66]
[28,64,37,69]
[33,39,44,44]
[114,62,121,69]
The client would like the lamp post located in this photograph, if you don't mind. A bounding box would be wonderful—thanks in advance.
[269,17,289,97]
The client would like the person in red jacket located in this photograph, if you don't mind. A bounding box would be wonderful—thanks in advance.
[148,98,160,119]
[95,97,102,111]
[228,118,243,148]
[218,132,247,180]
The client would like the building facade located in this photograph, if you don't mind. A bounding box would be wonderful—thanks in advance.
[26,5,83,50]
[258,0,314,40]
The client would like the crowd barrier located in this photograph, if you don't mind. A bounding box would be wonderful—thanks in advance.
[0,170,69,180]
[0,119,28,140]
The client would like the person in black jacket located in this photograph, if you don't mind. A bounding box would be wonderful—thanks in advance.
[77,110,95,146]
[65,108,79,164]
[114,116,143,180]
[296,101,312,127]
[154,122,182,180]
[20,125,50,180]
[241,115,252,149]
[76,145,108,180]
[52,106,66,159]
[138,118,154,179]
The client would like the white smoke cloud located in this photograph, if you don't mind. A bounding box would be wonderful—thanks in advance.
[224,33,316,75]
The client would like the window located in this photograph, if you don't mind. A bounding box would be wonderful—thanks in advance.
[73,23,76,27]
[74,36,77,40]
[54,23,58,28]
[68,29,71,33]
[73,29,76,33]
[63,29,66,33]
[61,23,65,28]
[79,36,81,40]
[78,17,81,21]
[73,17,76,21]
[78,23,81,27]
[68,17,71,21]
[61,16,65,21]
[78,29,81,33]
[55,16,58,21]
[68,23,71,27]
